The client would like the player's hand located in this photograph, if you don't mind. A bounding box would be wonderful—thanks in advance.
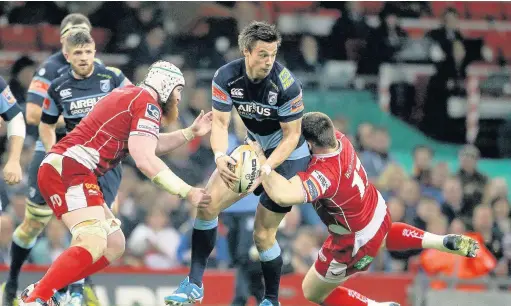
[3,160,22,185]
[216,155,239,189]
[186,187,212,208]
[190,110,213,137]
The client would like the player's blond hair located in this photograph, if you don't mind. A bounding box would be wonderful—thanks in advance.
[238,21,282,54]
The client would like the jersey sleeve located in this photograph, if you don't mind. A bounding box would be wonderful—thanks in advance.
[129,97,161,139]
[107,66,132,88]
[297,165,336,202]
[27,64,58,107]
[0,77,22,121]
[277,68,304,122]
[40,85,62,124]
[211,69,233,112]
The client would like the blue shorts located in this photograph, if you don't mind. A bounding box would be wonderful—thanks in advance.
[28,151,122,207]
[253,154,311,214]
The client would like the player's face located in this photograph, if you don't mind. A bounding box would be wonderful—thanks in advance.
[66,43,96,78]
[244,40,278,80]
[162,85,183,125]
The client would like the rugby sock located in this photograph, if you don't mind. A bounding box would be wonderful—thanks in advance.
[26,246,93,302]
[322,287,376,306]
[69,256,110,284]
[259,242,283,305]
[385,222,425,251]
[189,218,218,286]
[7,240,33,284]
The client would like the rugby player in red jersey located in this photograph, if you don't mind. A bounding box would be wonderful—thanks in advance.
[249,112,479,306]
[20,61,212,306]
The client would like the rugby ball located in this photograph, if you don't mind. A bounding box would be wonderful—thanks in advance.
[228,145,261,193]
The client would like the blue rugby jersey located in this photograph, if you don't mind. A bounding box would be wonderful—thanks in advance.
[212,58,308,160]
[41,62,129,132]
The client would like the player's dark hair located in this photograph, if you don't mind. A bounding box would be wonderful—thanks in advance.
[302,112,337,149]
[238,21,282,54]
[66,31,94,49]
[60,13,92,34]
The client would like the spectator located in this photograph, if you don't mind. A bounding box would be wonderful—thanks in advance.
[360,127,392,181]
[397,179,421,224]
[482,177,508,207]
[127,205,181,269]
[413,145,434,185]
[414,196,442,230]
[427,7,464,67]
[441,176,467,224]
[471,205,503,261]
[422,162,450,203]
[376,163,408,200]
[129,25,167,67]
[30,219,70,265]
[491,198,511,234]
[358,7,408,74]
[449,217,467,235]
[457,145,488,210]
[286,34,323,73]
[388,197,406,222]
[355,122,373,152]
[289,227,319,274]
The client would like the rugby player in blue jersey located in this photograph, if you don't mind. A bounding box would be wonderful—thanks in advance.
[166,21,308,306]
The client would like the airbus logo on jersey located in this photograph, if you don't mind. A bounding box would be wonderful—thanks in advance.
[69,96,103,115]
[230,88,243,98]
[60,88,72,99]
[236,103,271,117]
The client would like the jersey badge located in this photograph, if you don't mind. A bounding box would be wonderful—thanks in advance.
[304,179,319,201]
[268,91,278,105]
[278,68,295,90]
[100,79,110,93]
[145,103,161,121]
[353,255,374,270]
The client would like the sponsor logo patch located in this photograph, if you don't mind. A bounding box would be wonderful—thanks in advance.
[305,179,319,201]
[136,118,160,136]
[268,91,278,105]
[2,86,16,104]
[353,255,373,270]
[230,88,243,98]
[60,88,72,99]
[212,85,228,103]
[311,170,331,194]
[278,68,295,90]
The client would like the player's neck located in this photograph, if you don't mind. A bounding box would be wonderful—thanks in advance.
[72,66,94,80]
[244,58,262,83]
[313,141,340,155]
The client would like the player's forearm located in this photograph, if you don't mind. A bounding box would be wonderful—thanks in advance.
[6,136,24,164]
[26,103,42,126]
[39,123,57,152]
[155,127,194,156]
[261,171,302,206]
[210,121,229,156]
[265,132,300,169]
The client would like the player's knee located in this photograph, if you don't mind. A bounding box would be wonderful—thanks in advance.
[197,205,221,220]
[104,218,126,261]
[71,219,109,262]
[12,203,53,248]
[252,227,277,250]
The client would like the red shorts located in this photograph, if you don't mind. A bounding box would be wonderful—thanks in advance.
[314,209,392,283]
[37,154,105,219]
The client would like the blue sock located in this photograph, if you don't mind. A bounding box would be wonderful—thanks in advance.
[259,242,283,305]
[189,218,218,286]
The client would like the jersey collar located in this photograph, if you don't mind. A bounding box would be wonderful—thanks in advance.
[313,140,343,158]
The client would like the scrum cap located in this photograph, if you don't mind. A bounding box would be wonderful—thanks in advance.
[143,61,185,104]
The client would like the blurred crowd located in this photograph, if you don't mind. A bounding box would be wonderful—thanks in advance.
[0,1,509,285]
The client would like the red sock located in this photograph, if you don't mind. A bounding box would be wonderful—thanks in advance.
[323,287,369,306]
[67,256,111,286]
[386,222,424,251]
[27,246,93,302]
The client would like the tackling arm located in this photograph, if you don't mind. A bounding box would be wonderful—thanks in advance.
[128,135,192,198]
[261,172,306,206]
[155,128,194,156]
[264,118,301,169]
